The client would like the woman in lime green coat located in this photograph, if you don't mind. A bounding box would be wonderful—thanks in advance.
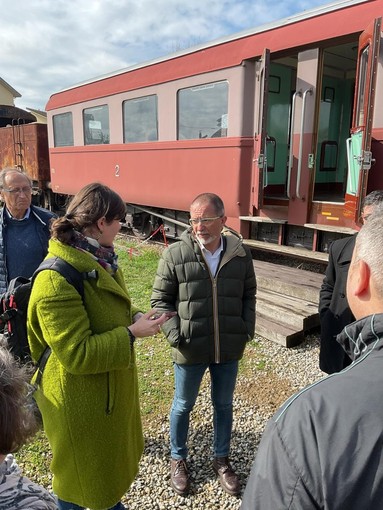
[27,183,169,510]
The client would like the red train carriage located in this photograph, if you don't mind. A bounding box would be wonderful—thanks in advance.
[45,0,383,251]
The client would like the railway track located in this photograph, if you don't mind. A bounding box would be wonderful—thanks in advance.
[118,228,326,348]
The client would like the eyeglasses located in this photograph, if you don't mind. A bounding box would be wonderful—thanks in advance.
[189,216,222,226]
[2,186,32,195]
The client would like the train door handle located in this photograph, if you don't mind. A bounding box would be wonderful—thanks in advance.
[261,136,269,188]
[296,88,313,199]
[346,137,357,193]
[287,90,301,198]
[308,153,315,169]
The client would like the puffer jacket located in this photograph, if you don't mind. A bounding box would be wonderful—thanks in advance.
[151,229,256,364]
[0,205,55,293]
[27,239,143,510]
[241,313,383,510]
[0,454,58,509]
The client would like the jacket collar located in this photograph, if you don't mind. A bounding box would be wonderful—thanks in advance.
[182,227,245,258]
[337,313,383,362]
[1,204,48,226]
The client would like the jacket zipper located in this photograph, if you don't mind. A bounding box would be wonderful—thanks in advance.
[200,239,240,364]
[212,277,220,363]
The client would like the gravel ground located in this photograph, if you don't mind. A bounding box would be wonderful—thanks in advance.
[123,331,324,509]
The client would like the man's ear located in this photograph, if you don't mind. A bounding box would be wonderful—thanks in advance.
[354,259,370,296]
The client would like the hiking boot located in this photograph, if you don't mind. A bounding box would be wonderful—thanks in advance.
[170,458,190,496]
[213,456,240,496]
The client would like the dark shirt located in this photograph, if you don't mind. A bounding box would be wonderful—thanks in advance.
[6,215,46,281]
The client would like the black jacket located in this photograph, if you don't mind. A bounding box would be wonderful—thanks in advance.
[241,314,383,510]
[318,235,355,373]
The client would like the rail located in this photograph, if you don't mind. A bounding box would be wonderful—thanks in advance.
[296,88,313,199]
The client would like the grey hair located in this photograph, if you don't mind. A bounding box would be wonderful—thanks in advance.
[0,168,32,190]
[362,190,383,209]
[355,208,383,297]
[190,193,225,217]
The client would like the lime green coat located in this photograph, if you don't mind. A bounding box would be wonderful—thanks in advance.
[27,239,144,510]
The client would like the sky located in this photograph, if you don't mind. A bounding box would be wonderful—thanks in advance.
[1,0,330,112]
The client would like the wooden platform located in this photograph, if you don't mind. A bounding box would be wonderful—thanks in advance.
[253,259,324,347]
[244,239,329,264]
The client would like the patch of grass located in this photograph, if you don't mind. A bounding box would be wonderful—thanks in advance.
[115,239,162,310]
[17,431,52,488]
[239,339,267,377]
[115,239,174,422]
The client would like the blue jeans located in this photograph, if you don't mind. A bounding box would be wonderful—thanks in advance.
[57,499,125,510]
[170,360,238,460]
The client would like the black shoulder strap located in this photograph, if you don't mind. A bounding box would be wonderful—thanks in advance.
[33,257,97,386]
[33,257,97,301]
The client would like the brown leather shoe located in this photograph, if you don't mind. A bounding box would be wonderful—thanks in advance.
[213,456,240,496]
[170,458,190,496]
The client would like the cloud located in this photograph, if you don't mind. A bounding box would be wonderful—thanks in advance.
[0,0,326,111]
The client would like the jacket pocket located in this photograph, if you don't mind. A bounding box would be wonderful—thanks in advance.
[106,371,115,414]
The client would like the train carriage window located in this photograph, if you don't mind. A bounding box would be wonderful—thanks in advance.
[123,95,158,143]
[83,105,110,145]
[53,112,74,147]
[177,81,228,140]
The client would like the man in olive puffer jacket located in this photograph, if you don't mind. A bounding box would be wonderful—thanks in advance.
[151,193,256,497]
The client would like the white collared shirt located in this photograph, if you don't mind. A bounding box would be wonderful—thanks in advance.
[201,236,224,276]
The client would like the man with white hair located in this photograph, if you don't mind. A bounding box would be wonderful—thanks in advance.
[0,168,55,294]
[241,207,383,509]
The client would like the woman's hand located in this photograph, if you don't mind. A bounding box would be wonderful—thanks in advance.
[128,308,176,338]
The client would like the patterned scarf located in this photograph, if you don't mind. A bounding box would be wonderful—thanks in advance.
[68,230,119,275]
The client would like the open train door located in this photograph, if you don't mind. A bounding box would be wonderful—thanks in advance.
[345,17,381,222]
[287,48,319,225]
[251,48,270,211]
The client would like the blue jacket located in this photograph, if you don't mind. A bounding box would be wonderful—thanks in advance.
[0,205,55,293]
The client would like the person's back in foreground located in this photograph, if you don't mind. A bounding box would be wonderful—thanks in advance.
[0,344,58,509]
[241,207,383,509]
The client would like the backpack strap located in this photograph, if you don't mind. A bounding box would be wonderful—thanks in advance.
[33,257,97,301]
[35,346,52,387]
[32,257,97,385]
